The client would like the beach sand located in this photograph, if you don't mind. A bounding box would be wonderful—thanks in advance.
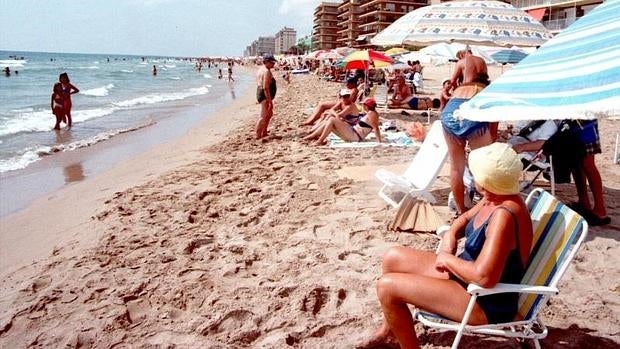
[0,66,618,348]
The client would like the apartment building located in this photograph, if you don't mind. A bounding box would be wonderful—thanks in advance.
[337,0,364,47]
[312,2,340,50]
[357,0,429,46]
[256,36,276,56]
[275,27,297,54]
[510,0,603,33]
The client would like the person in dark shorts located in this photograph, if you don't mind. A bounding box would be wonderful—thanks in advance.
[255,55,277,139]
[570,120,610,226]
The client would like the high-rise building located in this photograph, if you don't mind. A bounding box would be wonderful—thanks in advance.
[256,36,276,56]
[275,27,297,54]
[357,0,428,46]
[312,2,341,50]
[337,0,364,48]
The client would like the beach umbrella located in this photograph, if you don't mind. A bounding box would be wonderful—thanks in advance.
[342,49,394,70]
[388,197,445,233]
[371,1,552,48]
[456,0,620,122]
[334,47,357,56]
[315,50,343,60]
[491,49,528,64]
[389,62,411,71]
[385,47,410,57]
[305,49,330,60]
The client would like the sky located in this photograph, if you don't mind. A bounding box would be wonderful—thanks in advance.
[0,0,325,57]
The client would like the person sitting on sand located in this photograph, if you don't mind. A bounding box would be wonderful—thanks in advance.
[305,97,382,146]
[387,76,411,108]
[357,142,533,349]
[302,77,359,126]
[303,89,359,141]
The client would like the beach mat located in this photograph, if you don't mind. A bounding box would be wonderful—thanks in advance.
[329,131,419,148]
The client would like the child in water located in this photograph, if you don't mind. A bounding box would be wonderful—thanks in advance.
[51,83,65,130]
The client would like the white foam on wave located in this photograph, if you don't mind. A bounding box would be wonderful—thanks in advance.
[0,107,117,137]
[82,83,115,97]
[203,73,212,79]
[76,66,100,70]
[167,77,181,80]
[164,64,176,68]
[113,86,210,108]
[0,121,156,173]
[0,59,26,68]
[121,69,134,73]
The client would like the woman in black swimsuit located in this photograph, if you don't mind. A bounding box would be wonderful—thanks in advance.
[312,97,382,146]
[358,143,533,349]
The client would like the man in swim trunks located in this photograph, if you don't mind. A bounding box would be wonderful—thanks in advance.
[255,55,277,140]
[442,48,493,215]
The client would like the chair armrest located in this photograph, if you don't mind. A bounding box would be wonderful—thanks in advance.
[467,283,559,297]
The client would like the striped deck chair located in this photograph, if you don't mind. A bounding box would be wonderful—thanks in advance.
[417,189,589,349]
[374,84,389,111]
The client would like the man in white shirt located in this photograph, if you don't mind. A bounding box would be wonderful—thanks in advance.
[507,120,559,160]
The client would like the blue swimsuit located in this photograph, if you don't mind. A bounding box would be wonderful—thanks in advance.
[454,207,525,324]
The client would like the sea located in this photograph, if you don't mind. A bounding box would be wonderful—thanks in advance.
[0,50,252,216]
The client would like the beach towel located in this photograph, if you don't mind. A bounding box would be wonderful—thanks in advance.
[328,131,420,148]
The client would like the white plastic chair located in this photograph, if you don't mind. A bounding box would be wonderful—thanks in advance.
[375,120,448,208]
[418,189,589,349]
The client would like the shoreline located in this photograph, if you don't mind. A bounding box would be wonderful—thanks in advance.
[0,71,618,348]
[0,68,257,272]
[0,69,253,217]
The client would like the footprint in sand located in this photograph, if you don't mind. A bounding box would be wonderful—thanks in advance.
[30,275,52,293]
[301,286,329,316]
[182,237,214,254]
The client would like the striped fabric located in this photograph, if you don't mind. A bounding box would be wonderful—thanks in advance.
[458,0,620,121]
[518,190,587,320]
[371,1,551,48]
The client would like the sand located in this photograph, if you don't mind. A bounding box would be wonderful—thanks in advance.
[0,66,618,348]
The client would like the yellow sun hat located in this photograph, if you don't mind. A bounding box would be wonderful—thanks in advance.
[468,142,522,195]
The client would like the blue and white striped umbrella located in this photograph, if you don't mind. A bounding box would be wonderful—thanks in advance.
[457,0,620,121]
[371,1,551,48]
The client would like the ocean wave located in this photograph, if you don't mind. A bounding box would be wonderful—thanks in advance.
[0,107,118,137]
[0,121,156,173]
[0,59,26,68]
[167,77,181,80]
[203,73,213,79]
[82,83,115,97]
[113,86,210,108]
[164,64,176,68]
[120,69,134,73]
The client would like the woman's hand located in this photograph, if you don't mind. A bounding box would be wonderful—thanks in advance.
[435,251,452,273]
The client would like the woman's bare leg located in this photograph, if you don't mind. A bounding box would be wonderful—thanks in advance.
[444,130,468,214]
[302,101,336,125]
[358,247,449,348]
[315,118,359,144]
[376,273,487,349]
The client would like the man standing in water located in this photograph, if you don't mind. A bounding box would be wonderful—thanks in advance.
[255,55,277,139]
[227,62,235,82]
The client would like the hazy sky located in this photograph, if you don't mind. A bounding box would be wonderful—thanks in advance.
[1,0,325,57]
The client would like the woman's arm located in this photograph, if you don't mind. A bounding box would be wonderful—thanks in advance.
[69,83,79,94]
[50,95,54,109]
[439,201,482,254]
[438,209,515,287]
[335,103,359,119]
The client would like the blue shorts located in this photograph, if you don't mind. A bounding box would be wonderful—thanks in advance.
[407,97,418,109]
[441,98,488,141]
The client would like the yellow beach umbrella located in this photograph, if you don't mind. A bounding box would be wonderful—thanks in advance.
[385,47,410,56]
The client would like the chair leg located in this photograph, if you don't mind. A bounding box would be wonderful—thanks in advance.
[451,295,478,349]
[533,338,541,349]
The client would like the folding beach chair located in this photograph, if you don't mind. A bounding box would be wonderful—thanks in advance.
[375,120,448,208]
[417,189,589,349]
[374,84,389,111]
[519,151,555,196]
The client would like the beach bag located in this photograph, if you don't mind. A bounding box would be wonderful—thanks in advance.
[407,121,426,142]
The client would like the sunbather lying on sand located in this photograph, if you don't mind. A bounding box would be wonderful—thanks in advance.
[302,77,359,126]
[390,96,441,110]
[304,97,382,146]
